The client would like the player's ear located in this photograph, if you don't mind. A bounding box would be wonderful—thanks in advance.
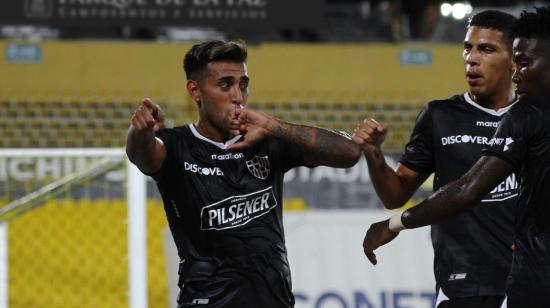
[187,80,201,104]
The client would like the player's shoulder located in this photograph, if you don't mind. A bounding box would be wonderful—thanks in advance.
[155,125,192,146]
[158,124,191,135]
[514,95,548,111]
[508,95,550,126]
[425,94,463,110]
[418,94,464,120]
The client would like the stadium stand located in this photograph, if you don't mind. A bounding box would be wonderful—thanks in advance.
[0,96,420,151]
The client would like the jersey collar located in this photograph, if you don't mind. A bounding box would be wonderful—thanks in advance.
[189,124,242,149]
[463,93,516,116]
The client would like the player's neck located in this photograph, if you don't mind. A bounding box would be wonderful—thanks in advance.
[468,89,515,111]
[195,120,231,143]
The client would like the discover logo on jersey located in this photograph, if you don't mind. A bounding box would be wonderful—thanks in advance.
[184,162,224,176]
[200,186,277,230]
[441,135,504,146]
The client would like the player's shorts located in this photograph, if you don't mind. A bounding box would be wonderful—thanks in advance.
[176,256,294,308]
[437,296,505,308]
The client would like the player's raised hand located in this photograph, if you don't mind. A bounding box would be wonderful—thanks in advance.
[363,219,399,265]
[226,108,272,151]
[352,118,389,155]
[131,98,166,132]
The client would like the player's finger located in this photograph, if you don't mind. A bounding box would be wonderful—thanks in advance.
[362,118,379,129]
[369,117,380,125]
[131,116,145,130]
[366,251,377,265]
[376,123,389,134]
[236,109,248,122]
[229,117,242,127]
[137,108,156,129]
[355,128,373,140]
[357,124,375,137]
[351,134,365,145]
[142,98,156,110]
[132,112,149,129]
[229,129,241,136]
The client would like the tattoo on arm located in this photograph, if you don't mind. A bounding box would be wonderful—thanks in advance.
[274,121,359,167]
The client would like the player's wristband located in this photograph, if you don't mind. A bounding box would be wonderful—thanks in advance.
[388,212,406,233]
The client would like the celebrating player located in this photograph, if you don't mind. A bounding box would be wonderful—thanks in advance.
[362,6,550,308]
[353,10,517,308]
[126,40,361,308]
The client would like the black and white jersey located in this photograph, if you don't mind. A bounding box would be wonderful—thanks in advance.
[483,96,550,307]
[401,93,517,299]
[151,124,305,308]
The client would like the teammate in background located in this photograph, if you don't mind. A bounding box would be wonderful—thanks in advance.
[126,40,361,308]
[362,6,550,308]
[353,10,517,308]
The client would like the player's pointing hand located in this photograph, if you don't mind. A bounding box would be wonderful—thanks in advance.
[131,98,166,132]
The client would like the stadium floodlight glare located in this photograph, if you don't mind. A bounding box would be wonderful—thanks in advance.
[465,3,473,15]
[440,3,453,17]
[452,3,467,20]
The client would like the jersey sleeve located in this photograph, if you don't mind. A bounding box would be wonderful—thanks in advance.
[149,128,179,181]
[269,137,306,173]
[400,104,435,173]
[482,104,529,169]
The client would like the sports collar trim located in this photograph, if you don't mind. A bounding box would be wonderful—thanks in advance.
[463,93,516,116]
[189,124,242,149]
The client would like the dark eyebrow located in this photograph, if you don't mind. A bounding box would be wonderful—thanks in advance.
[477,42,498,50]
[218,76,235,82]
[217,76,249,83]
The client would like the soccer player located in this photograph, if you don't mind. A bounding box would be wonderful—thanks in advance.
[126,40,361,308]
[362,6,550,308]
[353,10,517,308]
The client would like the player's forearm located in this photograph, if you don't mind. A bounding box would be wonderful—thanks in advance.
[400,177,480,229]
[396,156,513,230]
[366,149,412,209]
[126,126,164,173]
[269,119,361,167]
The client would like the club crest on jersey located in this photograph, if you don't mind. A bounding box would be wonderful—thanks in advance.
[245,156,271,179]
[200,187,278,230]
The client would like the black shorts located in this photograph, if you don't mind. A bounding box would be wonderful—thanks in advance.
[437,296,505,308]
[176,257,294,308]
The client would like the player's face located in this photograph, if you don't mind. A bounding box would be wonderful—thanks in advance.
[194,61,249,138]
[512,38,550,100]
[462,26,514,98]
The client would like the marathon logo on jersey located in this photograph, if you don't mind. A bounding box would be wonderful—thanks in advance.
[483,173,518,202]
[476,121,499,128]
[246,156,271,180]
[211,153,244,160]
[200,186,277,230]
[441,135,503,146]
[184,162,224,176]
